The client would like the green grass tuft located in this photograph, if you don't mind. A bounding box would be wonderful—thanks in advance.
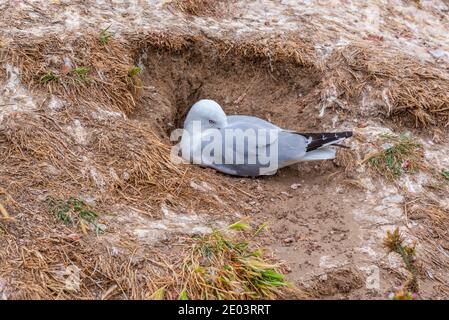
[441,169,449,181]
[40,71,59,84]
[367,133,423,180]
[45,196,103,235]
[73,67,90,81]
[128,66,142,77]
[179,289,188,300]
[228,220,250,231]
[99,25,113,44]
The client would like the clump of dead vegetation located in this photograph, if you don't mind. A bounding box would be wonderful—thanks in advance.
[131,30,319,70]
[331,44,449,127]
[169,0,233,17]
[333,131,367,180]
[384,228,419,298]
[5,34,139,115]
[364,133,425,180]
[129,31,198,53]
[405,195,449,288]
[209,31,319,70]
[0,109,231,216]
[149,221,296,300]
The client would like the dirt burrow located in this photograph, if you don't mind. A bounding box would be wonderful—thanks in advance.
[126,43,435,299]
[133,42,323,136]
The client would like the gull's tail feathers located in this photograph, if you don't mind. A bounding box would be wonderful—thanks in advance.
[300,147,336,161]
[300,131,353,152]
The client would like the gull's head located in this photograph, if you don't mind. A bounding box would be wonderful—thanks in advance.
[184,99,228,131]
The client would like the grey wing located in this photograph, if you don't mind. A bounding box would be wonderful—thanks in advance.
[209,120,307,176]
[226,115,281,130]
[189,117,276,176]
[214,119,279,176]
[277,131,308,167]
[223,118,280,149]
[228,115,309,164]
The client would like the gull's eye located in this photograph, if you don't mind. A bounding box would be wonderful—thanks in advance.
[209,119,216,125]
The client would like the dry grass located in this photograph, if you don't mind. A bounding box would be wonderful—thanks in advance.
[128,31,198,53]
[405,195,449,286]
[129,30,319,71]
[169,0,233,17]
[383,185,449,298]
[0,108,231,216]
[0,204,174,299]
[334,147,358,176]
[0,207,292,299]
[331,44,449,127]
[214,33,319,70]
[5,34,138,115]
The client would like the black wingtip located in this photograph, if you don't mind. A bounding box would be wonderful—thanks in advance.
[342,131,353,138]
[302,131,353,152]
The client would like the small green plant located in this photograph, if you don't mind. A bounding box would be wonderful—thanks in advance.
[384,228,419,296]
[367,133,423,180]
[441,169,449,181]
[99,25,113,44]
[128,66,142,77]
[179,289,188,300]
[227,220,250,231]
[73,67,90,81]
[45,196,103,235]
[149,287,165,300]
[40,71,59,84]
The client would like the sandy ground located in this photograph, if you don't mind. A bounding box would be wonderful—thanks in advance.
[1,0,449,299]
